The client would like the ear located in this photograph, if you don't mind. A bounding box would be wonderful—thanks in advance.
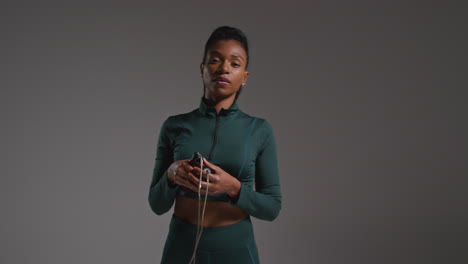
[200,63,204,76]
[242,71,249,84]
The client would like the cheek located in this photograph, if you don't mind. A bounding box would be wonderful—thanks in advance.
[203,67,217,78]
[202,70,213,82]
[233,73,246,84]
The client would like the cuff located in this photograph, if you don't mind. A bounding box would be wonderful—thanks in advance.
[229,181,248,207]
[162,170,180,194]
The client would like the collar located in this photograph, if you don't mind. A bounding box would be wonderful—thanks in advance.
[198,96,240,118]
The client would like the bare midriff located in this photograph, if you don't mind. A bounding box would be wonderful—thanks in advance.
[174,195,249,227]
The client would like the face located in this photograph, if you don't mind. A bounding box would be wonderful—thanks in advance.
[200,39,249,101]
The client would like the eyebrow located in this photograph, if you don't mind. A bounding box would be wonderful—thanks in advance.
[231,54,245,61]
[209,51,245,61]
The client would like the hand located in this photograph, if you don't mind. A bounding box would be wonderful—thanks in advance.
[167,159,203,192]
[192,158,241,199]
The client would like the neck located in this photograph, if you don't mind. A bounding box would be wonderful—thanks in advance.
[204,93,236,114]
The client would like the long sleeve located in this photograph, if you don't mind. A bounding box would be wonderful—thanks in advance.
[148,117,180,215]
[230,119,282,221]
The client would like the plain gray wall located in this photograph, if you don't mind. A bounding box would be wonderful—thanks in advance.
[2,1,467,264]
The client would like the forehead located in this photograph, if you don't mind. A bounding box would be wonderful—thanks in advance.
[207,39,247,59]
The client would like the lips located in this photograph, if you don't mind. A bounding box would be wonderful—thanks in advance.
[214,77,231,83]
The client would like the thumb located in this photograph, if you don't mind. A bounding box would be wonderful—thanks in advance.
[202,157,218,170]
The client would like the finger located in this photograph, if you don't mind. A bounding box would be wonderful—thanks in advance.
[186,172,201,186]
[200,181,217,195]
[176,165,187,176]
[175,176,198,191]
[178,168,198,183]
[174,167,199,187]
[206,173,220,183]
[191,166,202,175]
[187,167,203,179]
[199,181,210,191]
[198,169,209,180]
[191,167,210,182]
[186,183,201,193]
[199,180,209,188]
[204,170,212,181]
[181,160,194,172]
[202,158,218,171]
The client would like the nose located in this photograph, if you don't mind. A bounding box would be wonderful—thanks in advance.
[216,60,230,74]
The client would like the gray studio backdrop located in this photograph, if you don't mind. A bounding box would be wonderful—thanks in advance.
[2,2,467,264]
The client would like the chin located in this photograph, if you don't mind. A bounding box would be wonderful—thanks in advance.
[208,89,237,101]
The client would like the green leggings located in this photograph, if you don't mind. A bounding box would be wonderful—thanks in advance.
[160,214,260,264]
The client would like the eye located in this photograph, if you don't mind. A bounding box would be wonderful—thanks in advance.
[208,58,220,64]
[232,62,241,67]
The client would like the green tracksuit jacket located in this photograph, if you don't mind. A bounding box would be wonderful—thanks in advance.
[148,97,282,221]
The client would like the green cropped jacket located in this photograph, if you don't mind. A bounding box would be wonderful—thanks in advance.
[148,97,282,221]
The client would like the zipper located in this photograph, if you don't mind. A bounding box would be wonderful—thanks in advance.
[208,114,219,160]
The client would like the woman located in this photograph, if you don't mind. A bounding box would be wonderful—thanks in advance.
[148,26,282,264]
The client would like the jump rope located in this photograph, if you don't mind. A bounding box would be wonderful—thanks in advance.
[188,152,211,264]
